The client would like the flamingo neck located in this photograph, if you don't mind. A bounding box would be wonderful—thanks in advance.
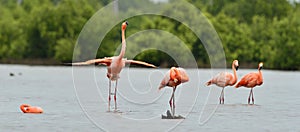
[232,63,237,83]
[258,69,263,81]
[258,69,263,84]
[118,28,126,59]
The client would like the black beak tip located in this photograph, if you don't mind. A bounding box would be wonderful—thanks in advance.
[125,21,128,25]
[236,66,239,71]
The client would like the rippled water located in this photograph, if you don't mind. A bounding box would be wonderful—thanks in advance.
[0,65,299,131]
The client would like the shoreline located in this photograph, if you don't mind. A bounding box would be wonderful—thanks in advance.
[0,59,298,71]
[0,59,61,66]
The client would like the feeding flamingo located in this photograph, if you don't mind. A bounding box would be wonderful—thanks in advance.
[69,21,156,111]
[235,62,263,104]
[159,67,189,117]
[206,60,239,104]
[20,104,43,114]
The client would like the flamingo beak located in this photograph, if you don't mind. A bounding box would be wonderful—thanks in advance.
[235,65,239,71]
[122,21,128,30]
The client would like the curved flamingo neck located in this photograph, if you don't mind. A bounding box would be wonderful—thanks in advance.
[258,69,263,83]
[232,63,237,84]
[118,28,126,59]
[258,64,263,78]
[170,67,181,84]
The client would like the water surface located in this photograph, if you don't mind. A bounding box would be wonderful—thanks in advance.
[0,65,299,131]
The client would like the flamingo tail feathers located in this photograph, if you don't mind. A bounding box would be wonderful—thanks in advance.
[158,85,165,90]
[206,80,212,86]
[235,83,241,88]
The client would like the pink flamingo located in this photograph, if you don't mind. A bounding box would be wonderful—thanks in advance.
[70,21,156,111]
[235,62,263,104]
[159,67,189,117]
[206,60,239,104]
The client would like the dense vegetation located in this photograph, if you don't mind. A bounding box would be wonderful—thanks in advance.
[0,0,299,70]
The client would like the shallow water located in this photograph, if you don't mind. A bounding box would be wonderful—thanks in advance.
[0,65,299,131]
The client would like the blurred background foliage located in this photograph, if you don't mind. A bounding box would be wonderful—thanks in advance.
[0,0,299,70]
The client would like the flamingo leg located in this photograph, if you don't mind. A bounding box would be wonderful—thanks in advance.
[219,88,224,104]
[114,80,118,111]
[248,88,253,104]
[222,87,225,104]
[169,91,173,116]
[172,87,177,117]
[108,79,111,112]
[251,88,254,104]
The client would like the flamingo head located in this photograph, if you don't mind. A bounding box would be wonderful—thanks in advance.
[122,21,128,30]
[233,60,239,71]
[258,62,263,70]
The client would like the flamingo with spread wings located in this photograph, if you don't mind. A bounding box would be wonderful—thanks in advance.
[70,21,156,111]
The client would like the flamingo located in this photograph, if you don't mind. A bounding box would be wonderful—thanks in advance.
[20,104,43,114]
[235,62,263,104]
[206,60,239,104]
[70,21,156,111]
[159,67,189,117]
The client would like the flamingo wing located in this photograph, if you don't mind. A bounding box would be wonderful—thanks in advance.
[224,72,235,85]
[159,70,171,90]
[236,73,259,88]
[208,72,234,87]
[209,72,226,87]
[125,60,156,68]
[177,68,189,83]
[66,58,112,66]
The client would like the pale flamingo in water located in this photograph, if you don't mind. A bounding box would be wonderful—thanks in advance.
[206,60,239,104]
[159,67,189,117]
[235,62,263,104]
[70,21,156,111]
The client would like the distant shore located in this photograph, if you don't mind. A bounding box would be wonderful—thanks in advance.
[1,59,297,71]
[0,59,61,66]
